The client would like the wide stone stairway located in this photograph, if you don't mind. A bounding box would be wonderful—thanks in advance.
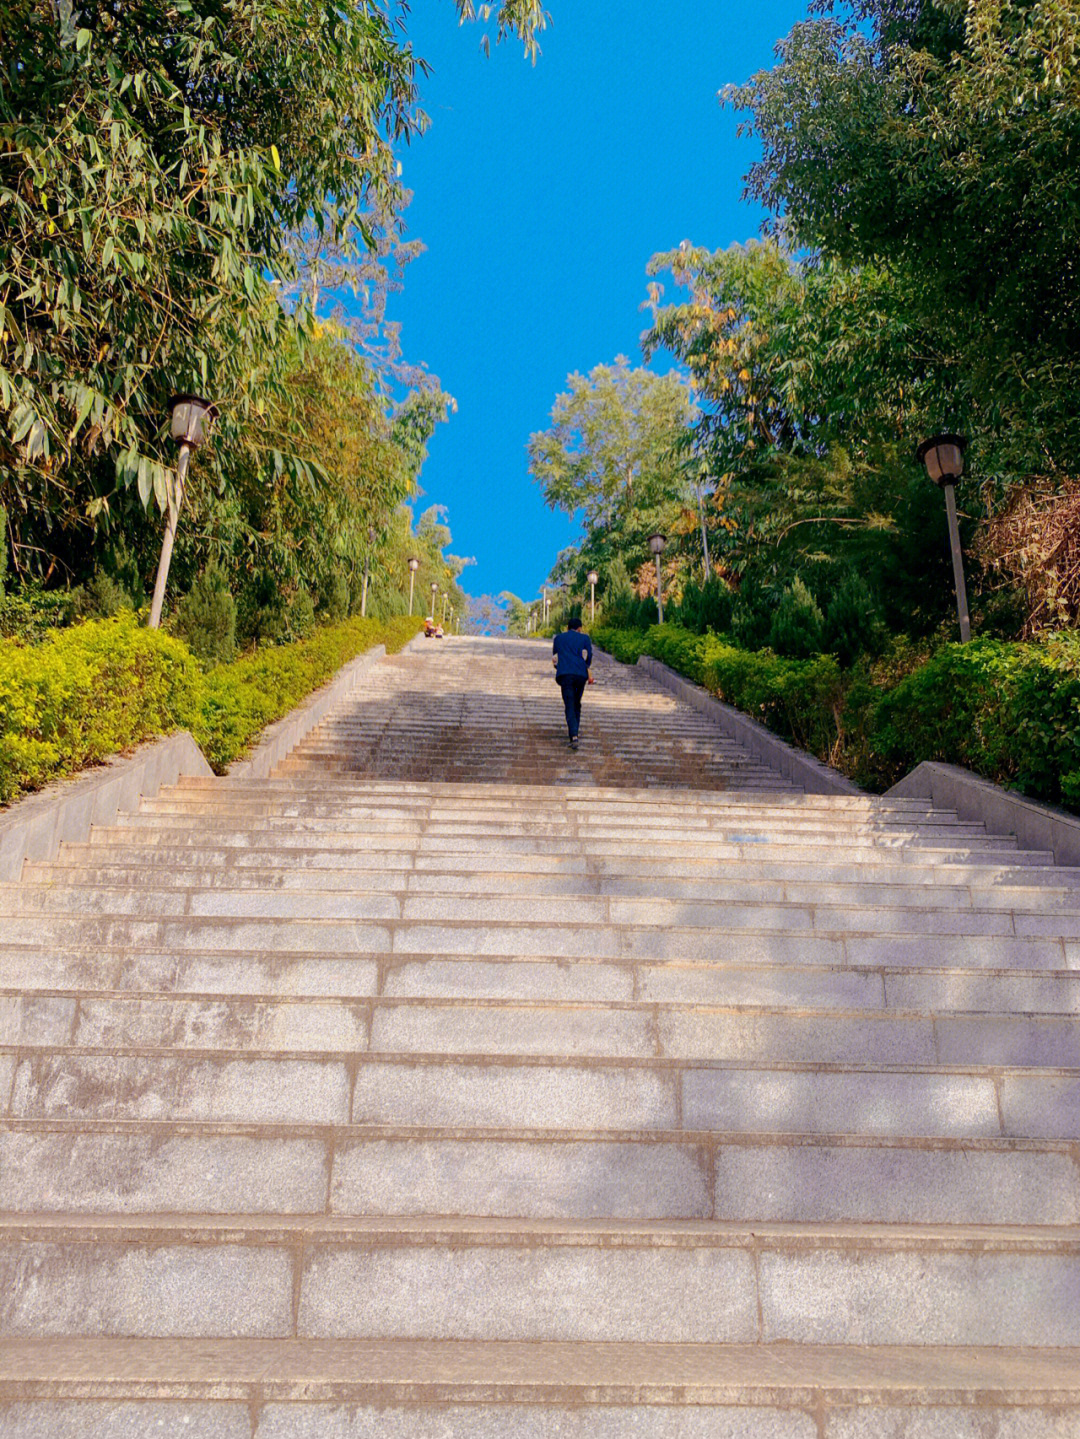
[1,635,1079,1435]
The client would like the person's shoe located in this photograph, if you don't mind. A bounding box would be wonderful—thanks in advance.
[570,735,579,748]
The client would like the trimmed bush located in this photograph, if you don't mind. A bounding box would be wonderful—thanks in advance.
[0,616,200,804]
[1,612,423,805]
[194,613,420,770]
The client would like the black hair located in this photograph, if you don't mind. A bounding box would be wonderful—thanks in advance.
[567,616,583,630]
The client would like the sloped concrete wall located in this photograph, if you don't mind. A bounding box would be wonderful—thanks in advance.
[0,731,212,882]
[634,654,862,796]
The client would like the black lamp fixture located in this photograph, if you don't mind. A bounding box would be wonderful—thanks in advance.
[917,434,971,641]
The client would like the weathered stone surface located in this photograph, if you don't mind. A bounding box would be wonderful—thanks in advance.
[0,1402,251,1438]
[297,1245,758,1341]
[256,1404,816,1438]
[331,1138,710,1219]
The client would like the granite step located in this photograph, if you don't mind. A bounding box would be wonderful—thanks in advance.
[3,1338,1079,1434]
[2,1120,1077,1225]
[5,991,1080,1067]
[2,1216,1078,1347]
[5,1046,1076,1138]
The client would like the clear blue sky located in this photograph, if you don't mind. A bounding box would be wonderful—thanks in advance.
[385,0,809,603]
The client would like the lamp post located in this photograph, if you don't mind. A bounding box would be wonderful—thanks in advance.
[587,570,598,624]
[441,592,448,623]
[917,434,971,642]
[149,394,218,629]
[696,461,712,582]
[648,533,667,624]
[430,581,438,619]
[361,526,375,619]
[407,557,419,616]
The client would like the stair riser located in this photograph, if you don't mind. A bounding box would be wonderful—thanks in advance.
[5,996,1080,1067]
[11,888,1079,938]
[2,1237,1078,1346]
[29,863,1080,914]
[6,1053,1076,1138]
[2,1129,1075,1226]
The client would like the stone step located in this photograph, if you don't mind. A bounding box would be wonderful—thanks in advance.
[2,1121,1076,1225]
[7,945,1080,1012]
[172,774,940,811]
[1,915,1075,969]
[82,822,1051,866]
[6,884,1080,940]
[52,839,1071,886]
[25,859,1080,913]
[3,1337,1079,1431]
[127,809,998,847]
[6,1047,1076,1137]
[5,991,1080,1066]
[2,1215,1078,1346]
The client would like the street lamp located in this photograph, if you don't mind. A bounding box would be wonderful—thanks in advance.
[149,394,218,628]
[361,526,375,619]
[696,460,712,582]
[441,591,448,623]
[587,570,599,624]
[648,533,667,624]
[917,434,971,642]
[407,557,419,616]
[430,581,438,620]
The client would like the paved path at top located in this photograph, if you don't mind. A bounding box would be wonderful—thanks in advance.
[1,635,1079,1435]
[284,634,791,790]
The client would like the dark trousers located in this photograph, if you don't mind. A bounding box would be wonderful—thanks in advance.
[558,676,586,738]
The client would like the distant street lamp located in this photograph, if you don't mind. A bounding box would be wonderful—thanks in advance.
[430,581,438,619]
[917,434,971,642]
[648,533,667,624]
[149,394,218,628]
[361,526,375,618]
[587,570,599,624]
[407,556,419,615]
[696,461,712,581]
[441,592,448,623]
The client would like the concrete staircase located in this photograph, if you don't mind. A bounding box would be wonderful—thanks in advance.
[1,635,1078,1436]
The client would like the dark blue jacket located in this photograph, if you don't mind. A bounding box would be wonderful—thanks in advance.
[553,628,593,679]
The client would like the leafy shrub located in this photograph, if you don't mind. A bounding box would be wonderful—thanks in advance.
[72,572,133,619]
[0,586,79,641]
[824,571,886,666]
[0,616,200,804]
[678,576,734,636]
[769,578,824,659]
[237,572,288,646]
[731,574,775,651]
[194,613,421,770]
[321,572,351,623]
[1,612,423,805]
[286,589,316,640]
[175,567,237,664]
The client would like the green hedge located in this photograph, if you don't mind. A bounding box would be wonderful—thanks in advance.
[194,613,421,770]
[593,623,1080,809]
[0,612,422,805]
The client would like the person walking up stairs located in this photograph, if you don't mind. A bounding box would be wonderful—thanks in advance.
[551,613,593,749]
[0,635,1078,1434]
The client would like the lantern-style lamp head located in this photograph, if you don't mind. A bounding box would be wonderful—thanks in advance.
[587,570,599,586]
[917,434,967,488]
[169,394,218,448]
[648,533,667,557]
[430,581,438,593]
[407,557,419,573]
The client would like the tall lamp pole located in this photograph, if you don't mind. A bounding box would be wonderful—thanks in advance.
[587,570,598,624]
[430,581,438,619]
[407,557,419,616]
[696,461,712,582]
[648,533,667,624]
[149,395,218,629]
[917,435,971,642]
[361,526,375,618]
